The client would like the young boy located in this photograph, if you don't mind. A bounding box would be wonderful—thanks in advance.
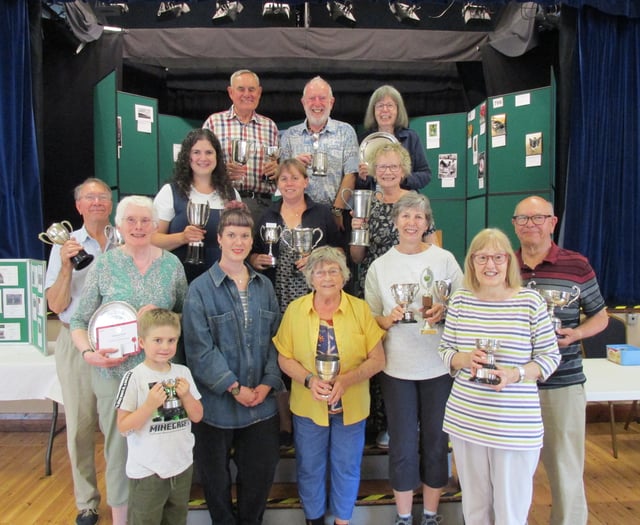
[115,308,203,525]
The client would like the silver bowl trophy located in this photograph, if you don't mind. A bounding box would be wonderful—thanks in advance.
[340,188,382,246]
[472,338,501,385]
[184,201,210,266]
[259,222,282,267]
[390,283,420,323]
[281,226,324,270]
[315,353,340,406]
[528,281,580,336]
[161,378,183,421]
[104,224,124,246]
[39,220,94,270]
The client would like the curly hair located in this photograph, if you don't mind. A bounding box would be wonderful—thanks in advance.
[171,128,235,202]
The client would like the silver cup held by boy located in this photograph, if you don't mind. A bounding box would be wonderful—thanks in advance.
[162,378,183,420]
[39,220,94,270]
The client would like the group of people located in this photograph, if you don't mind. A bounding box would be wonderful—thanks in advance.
[44,68,608,525]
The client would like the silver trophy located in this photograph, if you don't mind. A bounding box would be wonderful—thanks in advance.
[104,224,124,246]
[38,220,94,270]
[340,188,382,246]
[232,139,255,165]
[281,226,323,269]
[263,145,281,161]
[315,354,340,400]
[161,378,183,419]
[472,338,501,385]
[184,201,210,265]
[259,222,282,267]
[433,280,452,305]
[529,281,580,335]
[311,152,328,176]
[390,283,420,323]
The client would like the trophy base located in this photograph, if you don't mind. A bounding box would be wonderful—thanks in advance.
[473,365,500,385]
[72,251,94,271]
[400,318,417,324]
[185,244,206,266]
[349,229,370,247]
[421,324,437,335]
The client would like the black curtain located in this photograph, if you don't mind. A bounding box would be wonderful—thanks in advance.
[563,7,640,304]
[0,1,43,259]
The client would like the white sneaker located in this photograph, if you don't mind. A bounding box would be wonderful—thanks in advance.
[376,430,390,448]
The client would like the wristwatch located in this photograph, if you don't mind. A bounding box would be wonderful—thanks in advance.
[230,385,241,396]
[331,206,344,217]
[515,365,526,383]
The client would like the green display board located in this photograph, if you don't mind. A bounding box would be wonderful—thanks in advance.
[0,259,47,353]
[466,101,488,199]
[157,115,201,188]
[93,70,118,188]
[430,199,467,266]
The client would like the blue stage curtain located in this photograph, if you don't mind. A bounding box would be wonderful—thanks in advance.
[563,7,640,304]
[0,1,43,260]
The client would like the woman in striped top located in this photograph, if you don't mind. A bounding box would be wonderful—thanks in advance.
[438,228,560,525]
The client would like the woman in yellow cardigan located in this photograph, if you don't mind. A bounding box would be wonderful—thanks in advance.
[273,246,385,525]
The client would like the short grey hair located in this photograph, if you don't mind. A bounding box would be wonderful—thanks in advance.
[303,76,333,98]
[230,69,260,86]
[115,195,158,227]
[391,193,433,226]
[302,246,350,289]
[73,178,111,201]
[364,85,409,130]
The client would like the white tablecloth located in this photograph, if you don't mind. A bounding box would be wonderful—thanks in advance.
[583,358,640,402]
[0,343,62,404]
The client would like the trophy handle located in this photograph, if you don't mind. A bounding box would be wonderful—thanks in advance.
[527,280,537,289]
[260,224,266,239]
[280,228,293,250]
[567,285,581,307]
[61,220,74,234]
[311,228,324,250]
[340,188,353,210]
[38,232,54,245]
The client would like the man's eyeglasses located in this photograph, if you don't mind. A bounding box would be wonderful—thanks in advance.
[81,194,111,202]
[375,164,401,173]
[472,253,509,265]
[512,214,552,226]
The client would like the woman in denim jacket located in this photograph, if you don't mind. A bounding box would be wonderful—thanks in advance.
[183,202,282,525]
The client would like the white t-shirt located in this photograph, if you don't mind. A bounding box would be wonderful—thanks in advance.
[115,362,201,479]
[153,183,241,222]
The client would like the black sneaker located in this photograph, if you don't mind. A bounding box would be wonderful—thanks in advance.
[76,509,99,525]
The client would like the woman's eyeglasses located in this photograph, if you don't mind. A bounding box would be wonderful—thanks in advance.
[472,253,509,265]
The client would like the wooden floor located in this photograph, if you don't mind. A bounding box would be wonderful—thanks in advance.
[1,417,639,524]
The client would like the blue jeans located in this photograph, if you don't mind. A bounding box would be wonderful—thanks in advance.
[293,413,366,521]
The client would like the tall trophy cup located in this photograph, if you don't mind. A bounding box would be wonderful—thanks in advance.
[315,354,340,400]
[340,188,382,246]
[184,201,210,265]
[281,226,324,270]
[260,222,283,267]
[390,283,420,323]
[472,338,501,385]
[39,220,94,270]
[104,224,124,246]
[311,152,328,176]
[421,292,436,334]
[528,282,580,335]
[232,139,255,165]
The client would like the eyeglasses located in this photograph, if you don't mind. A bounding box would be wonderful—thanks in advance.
[375,164,401,173]
[512,214,552,226]
[375,103,396,111]
[472,253,509,265]
[124,216,154,227]
[312,268,342,278]
[81,194,111,202]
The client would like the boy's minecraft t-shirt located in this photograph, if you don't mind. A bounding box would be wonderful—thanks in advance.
[115,362,201,479]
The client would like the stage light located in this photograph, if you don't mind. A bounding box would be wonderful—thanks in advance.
[389,2,421,24]
[262,2,291,21]
[157,2,191,21]
[326,1,356,27]
[95,2,129,17]
[212,1,244,24]
[462,3,491,24]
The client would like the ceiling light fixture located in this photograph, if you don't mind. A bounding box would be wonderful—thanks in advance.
[262,2,291,21]
[389,2,421,24]
[157,2,190,21]
[212,1,244,24]
[326,1,356,27]
[462,3,491,24]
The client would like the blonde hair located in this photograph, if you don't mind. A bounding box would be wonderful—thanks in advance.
[463,228,522,292]
[138,308,181,339]
[369,142,412,179]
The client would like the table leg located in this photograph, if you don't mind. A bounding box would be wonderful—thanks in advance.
[608,401,618,459]
[624,400,638,430]
[45,401,66,476]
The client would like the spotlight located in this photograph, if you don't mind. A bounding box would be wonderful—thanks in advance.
[262,2,291,21]
[157,2,191,21]
[94,2,129,16]
[535,4,561,32]
[462,3,491,24]
[389,2,421,24]
[326,1,356,27]
[212,1,244,24]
